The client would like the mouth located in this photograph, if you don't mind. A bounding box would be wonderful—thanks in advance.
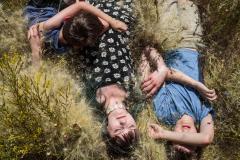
[182,124,191,129]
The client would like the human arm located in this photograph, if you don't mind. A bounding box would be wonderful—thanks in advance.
[148,115,214,146]
[141,66,217,100]
[140,47,217,100]
[41,1,127,32]
[140,47,168,97]
[28,24,42,66]
[166,69,217,101]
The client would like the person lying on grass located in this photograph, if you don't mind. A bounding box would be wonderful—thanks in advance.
[24,0,127,65]
[24,0,138,155]
[139,46,216,154]
[137,0,216,154]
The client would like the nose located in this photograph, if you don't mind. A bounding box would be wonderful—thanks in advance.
[119,118,126,125]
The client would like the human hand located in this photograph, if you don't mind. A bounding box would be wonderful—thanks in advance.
[28,23,41,41]
[148,123,164,139]
[173,144,195,154]
[28,24,43,66]
[195,82,217,101]
[110,19,128,32]
[28,25,41,53]
[141,67,168,98]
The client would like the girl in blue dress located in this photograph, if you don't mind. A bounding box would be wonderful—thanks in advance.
[139,46,216,154]
[138,0,217,154]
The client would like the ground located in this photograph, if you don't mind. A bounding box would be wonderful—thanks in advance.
[0,0,239,159]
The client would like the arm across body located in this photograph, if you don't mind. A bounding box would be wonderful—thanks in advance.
[41,0,127,32]
[28,0,127,64]
[166,68,217,101]
[148,115,214,146]
[141,47,217,100]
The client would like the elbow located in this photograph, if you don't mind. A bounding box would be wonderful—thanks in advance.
[201,134,213,146]
[77,1,86,10]
[102,21,110,30]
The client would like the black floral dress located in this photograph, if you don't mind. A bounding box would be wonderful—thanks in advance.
[84,0,135,92]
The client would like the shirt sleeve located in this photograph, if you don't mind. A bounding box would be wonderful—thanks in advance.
[44,28,68,53]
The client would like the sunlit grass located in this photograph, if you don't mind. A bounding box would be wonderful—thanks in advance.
[0,0,240,159]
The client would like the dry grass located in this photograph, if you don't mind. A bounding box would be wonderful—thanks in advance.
[0,0,240,159]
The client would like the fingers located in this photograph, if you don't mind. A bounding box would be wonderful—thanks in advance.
[173,144,192,154]
[206,93,217,101]
[119,21,128,31]
[29,27,34,40]
[141,78,152,89]
[114,20,128,32]
[148,123,159,131]
[28,24,40,40]
[146,86,158,98]
[148,125,156,138]
[120,24,128,31]
[142,82,154,92]
[148,123,162,139]
[202,89,217,101]
[32,25,37,37]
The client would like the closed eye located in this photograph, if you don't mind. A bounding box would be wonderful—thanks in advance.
[128,124,136,129]
[114,128,122,135]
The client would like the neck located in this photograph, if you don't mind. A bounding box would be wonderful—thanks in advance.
[105,99,126,115]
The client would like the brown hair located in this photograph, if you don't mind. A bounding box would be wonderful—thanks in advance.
[62,11,104,47]
[104,129,139,157]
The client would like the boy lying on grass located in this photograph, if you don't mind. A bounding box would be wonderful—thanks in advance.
[139,46,216,154]
[24,0,127,65]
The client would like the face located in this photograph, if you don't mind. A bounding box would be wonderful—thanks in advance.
[174,115,197,133]
[174,115,197,153]
[107,108,137,140]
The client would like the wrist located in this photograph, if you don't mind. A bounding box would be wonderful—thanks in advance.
[157,65,168,76]
[109,18,116,26]
[39,22,45,32]
[158,129,166,139]
[193,81,201,90]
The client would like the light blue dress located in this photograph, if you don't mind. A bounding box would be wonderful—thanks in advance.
[153,48,214,125]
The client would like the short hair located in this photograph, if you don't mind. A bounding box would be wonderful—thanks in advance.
[62,11,104,47]
[104,129,139,157]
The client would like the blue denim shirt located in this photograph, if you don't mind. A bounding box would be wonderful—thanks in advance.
[23,5,68,53]
[153,48,214,125]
